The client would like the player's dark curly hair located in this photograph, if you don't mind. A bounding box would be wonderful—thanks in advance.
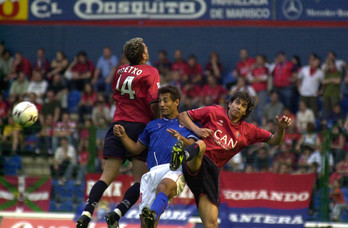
[229,91,255,121]
[123,37,145,65]
[158,85,181,104]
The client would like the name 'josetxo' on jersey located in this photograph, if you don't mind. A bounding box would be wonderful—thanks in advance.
[138,118,198,170]
[112,64,160,124]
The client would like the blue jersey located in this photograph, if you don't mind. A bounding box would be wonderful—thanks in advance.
[138,118,198,170]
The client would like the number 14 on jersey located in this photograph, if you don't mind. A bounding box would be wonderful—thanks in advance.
[116,76,136,99]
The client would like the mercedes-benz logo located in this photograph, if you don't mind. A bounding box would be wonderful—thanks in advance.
[282,0,303,20]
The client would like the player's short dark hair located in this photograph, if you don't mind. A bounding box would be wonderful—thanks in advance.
[229,91,254,121]
[158,85,181,103]
[123,37,145,65]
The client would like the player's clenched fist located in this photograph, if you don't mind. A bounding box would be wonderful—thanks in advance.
[113,124,126,137]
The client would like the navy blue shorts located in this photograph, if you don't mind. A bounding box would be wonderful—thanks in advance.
[182,155,220,206]
[103,121,148,162]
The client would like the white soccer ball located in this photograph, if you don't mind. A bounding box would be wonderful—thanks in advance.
[12,101,39,127]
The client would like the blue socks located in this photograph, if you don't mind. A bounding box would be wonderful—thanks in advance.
[151,192,168,220]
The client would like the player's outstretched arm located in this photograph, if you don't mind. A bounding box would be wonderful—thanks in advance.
[113,124,146,155]
[166,128,196,146]
[267,116,292,145]
[178,112,213,138]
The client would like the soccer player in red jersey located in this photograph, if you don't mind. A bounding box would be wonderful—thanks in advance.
[77,38,160,228]
[171,91,291,228]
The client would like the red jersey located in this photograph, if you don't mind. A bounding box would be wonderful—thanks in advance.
[201,84,227,104]
[172,61,189,75]
[273,61,294,88]
[187,105,272,168]
[236,58,255,77]
[112,64,160,124]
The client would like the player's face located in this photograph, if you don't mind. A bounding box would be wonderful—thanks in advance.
[228,98,248,122]
[159,93,179,119]
[143,43,150,62]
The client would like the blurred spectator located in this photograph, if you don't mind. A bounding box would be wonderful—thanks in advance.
[47,51,69,81]
[52,137,77,184]
[295,122,321,152]
[291,55,302,73]
[248,54,269,117]
[40,90,61,124]
[321,58,342,119]
[202,74,227,106]
[329,180,348,221]
[325,104,346,129]
[297,53,324,118]
[168,70,182,88]
[96,117,108,146]
[322,51,347,74]
[181,82,202,109]
[244,164,255,173]
[273,144,296,172]
[1,116,22,155]
[283,122,301,151]
[297,145,314,169]
[32,48,50,79]
[0,50,13,93]
[92,100,111,125]
[205,51,223,82]
[330,154,348,186]
[171,49,188,76]
[52,112,77,152]
[186,54,203,84]
[36,114,54,156]
[9,72,29,102]
[277,163,292,174]
[233,48,255,78]
[27,92,42,113]
[154,50,172,76]
[308,148,334,173]
[76,138,89,185]
[262,91,284,126]
[330,125,345,163]
[65,51,95,91]
[0,94,9,120]
[296,101,315,133]
[253,146,273,172]
[6,52,32,81]
[225,152,243,172]
[47,73,68,110]
[27,70,48,104]
[272,51,297,112]
[92,46,118,96]
[78,83,97,124]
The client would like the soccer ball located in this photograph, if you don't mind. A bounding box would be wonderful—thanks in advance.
[12,101,39,127]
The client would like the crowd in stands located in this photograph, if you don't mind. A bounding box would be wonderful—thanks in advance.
[1,41,348,220]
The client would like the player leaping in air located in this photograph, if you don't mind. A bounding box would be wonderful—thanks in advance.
[113,85,204,228]
[170,91,292,228]
[76,37,160,228]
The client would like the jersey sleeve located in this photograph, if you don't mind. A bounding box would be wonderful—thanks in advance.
[247,123,272,144]
[187,106,215,123]
[145,68,160,104]
[137,125,150,146]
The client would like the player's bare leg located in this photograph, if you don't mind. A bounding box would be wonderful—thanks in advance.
[77,158,123,228]
[197,195,219,228]
[105,159,148,227]
[185,140,206,173]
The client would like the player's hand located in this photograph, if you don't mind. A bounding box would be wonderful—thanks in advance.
[113,124,126,137]
[167,128,183,141]
[196,128,213,138]
[275,116,291,129]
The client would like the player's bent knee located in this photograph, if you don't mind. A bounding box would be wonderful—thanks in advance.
[156,179,177,198]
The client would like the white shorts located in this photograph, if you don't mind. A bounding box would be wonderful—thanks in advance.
[138,163,185,214]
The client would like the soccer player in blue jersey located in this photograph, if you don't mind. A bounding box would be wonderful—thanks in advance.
[111,85,205,228]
